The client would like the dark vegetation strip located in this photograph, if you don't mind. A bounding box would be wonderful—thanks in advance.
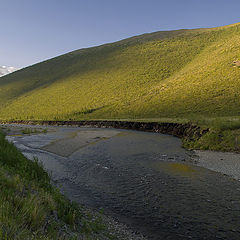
[0,119,208,138]
[0,130,108,240]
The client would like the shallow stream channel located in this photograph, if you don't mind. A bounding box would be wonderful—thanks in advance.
[4,124,240,239]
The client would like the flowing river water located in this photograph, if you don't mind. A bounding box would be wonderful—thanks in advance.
[5,125,240,239]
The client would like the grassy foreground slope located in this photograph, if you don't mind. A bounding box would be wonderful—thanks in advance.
[0,23,240,121]
[0,130,108,239]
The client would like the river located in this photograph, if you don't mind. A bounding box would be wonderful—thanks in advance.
[5,125,240,239]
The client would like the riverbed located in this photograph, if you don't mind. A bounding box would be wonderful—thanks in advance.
[3,124,240,239]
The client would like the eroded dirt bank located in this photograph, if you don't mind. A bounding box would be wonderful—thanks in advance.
[0,120,209,139]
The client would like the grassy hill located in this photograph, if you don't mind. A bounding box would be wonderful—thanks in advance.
[0,23,240,125]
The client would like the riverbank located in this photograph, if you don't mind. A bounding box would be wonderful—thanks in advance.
[1,119,240,152]
[0,120,208,138]
[194,150,240,181]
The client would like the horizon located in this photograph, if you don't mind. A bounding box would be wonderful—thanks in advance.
[3,22,239,70]
[1,0,240,68]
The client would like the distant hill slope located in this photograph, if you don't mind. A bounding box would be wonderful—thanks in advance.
[0,23,240,121]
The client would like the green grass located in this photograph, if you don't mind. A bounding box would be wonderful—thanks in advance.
[179,116,240,152]
[183,128,240,152]
[0,23,240,151]
[21,128,48,134]
[0,131,109,239]
[0,22,240,121]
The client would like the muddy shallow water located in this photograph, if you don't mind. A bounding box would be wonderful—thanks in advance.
[5,125,240,239]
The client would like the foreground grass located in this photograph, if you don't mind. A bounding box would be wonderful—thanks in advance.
[0,131,107,240]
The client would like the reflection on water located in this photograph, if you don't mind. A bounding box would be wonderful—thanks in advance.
[153,162,196,177]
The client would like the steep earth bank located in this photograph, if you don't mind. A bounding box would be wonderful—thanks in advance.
[0,119,209,140]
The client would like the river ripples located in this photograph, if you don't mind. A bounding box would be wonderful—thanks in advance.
[7,127,240,240]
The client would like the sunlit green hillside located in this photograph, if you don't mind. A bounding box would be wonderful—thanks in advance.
[0,23,240,121]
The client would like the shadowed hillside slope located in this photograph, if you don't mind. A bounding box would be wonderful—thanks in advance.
[0,23,240,121]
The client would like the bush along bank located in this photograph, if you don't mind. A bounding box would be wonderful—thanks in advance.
[0,130,109,240]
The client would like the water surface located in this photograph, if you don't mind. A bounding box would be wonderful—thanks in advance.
[7,126,240,239]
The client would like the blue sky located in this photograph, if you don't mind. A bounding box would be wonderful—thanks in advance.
[1,0,239,68]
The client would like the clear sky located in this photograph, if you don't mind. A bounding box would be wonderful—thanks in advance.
[1,0,239,68]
